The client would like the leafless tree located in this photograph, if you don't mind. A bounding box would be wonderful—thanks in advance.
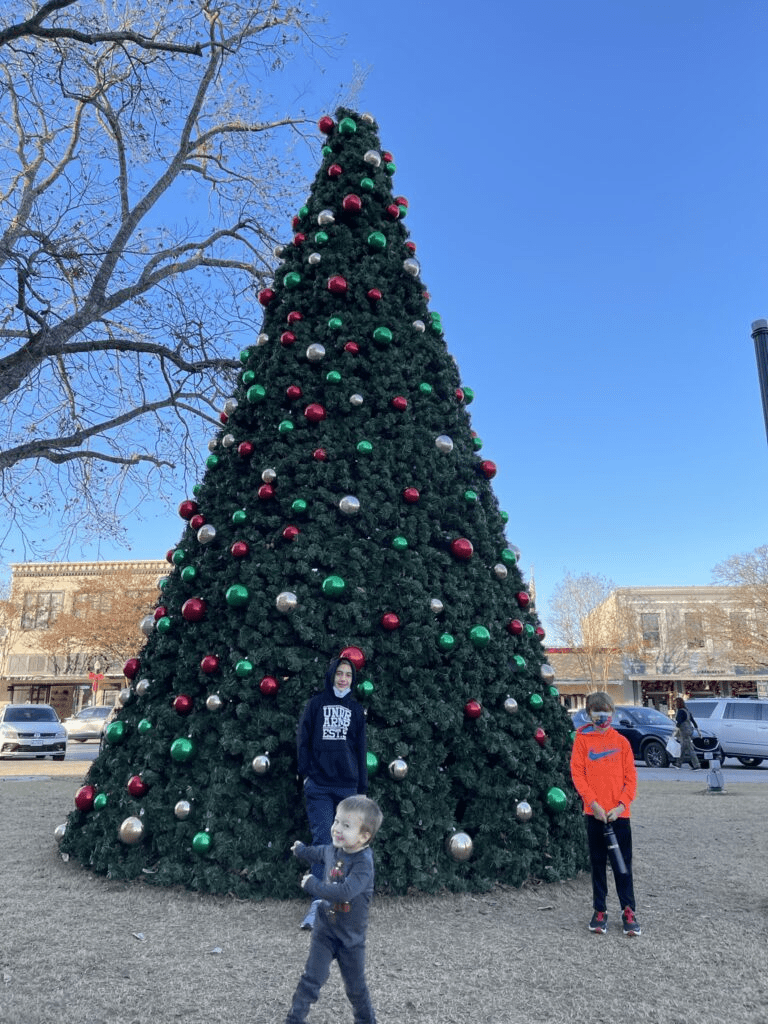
[711,545,768,668]
[0,0,332,556]
[547,571,629,689]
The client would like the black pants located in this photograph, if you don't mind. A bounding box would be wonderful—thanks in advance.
[585,814,636,913]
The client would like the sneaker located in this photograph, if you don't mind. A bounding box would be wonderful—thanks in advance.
[300,899,320,931]
[622,907,641,936]
[589,910,608,934]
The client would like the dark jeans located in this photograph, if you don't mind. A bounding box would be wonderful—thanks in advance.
[303,778,357,880]
[585,814,636,913]
[285,923,376,1024]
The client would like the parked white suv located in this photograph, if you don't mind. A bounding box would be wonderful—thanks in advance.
[685,698,768,767]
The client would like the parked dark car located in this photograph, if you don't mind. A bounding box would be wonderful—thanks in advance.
[571,705,722,768]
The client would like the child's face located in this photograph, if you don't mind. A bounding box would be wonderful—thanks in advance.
[331,809,370,853]
[333,660,354,693]
[589,709,613,731]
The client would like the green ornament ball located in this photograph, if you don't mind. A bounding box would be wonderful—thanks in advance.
[239,349,250,364]
[225,584,250,607]
[137,718,153,736]
[500,548,517,567]
[315,230,329,244]
[241,369,255,385]
[235,659,254,677]
[500,510,509,523]
[291,499,308,514]
[192,484,202,496]
[513,655,527,669]
[298,204,309,218]
[155,616,172,634]
[246,384,266,403]
[93,793,108,811]
[360,176,375,191]
[472,436,483,451]
[529,693,544,709]
[206,454,219,469]
[232,509,248,525]
[549,685,560,698]
[326,370,342,384]
[469,625,491,648]
[321,575,346,598]
[463,386,475,403]
[356,440,373,455]
[418,382,433,394]
[463,489,478,504]
[284,271,302,288]
[367,231,387,250]
[105,720,125,745]
[438,632,456,652]
[372,326,393,344]
[525,624,535,637]
[328,316,343,330]
[357,679,374,698]
[192,831,212,854]
[170,737,195,763]
[338,116,357,133]
[171,548,186,565]
[180,566,197,583]
[391,535,408,551]
[366,751,379,775]
[546,787,568,811]
[278,419,294,434]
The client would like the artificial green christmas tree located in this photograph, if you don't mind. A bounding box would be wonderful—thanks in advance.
[59,109,588,897]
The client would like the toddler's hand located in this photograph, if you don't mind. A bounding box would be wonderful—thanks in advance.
[290,840,302,855]
[300,872,312,889]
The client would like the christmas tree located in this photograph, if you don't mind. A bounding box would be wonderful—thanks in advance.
[59,109,588,897]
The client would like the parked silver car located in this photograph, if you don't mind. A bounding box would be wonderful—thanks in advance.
[63,705,113,742]
[0,703,67,760]
[685,698,768,767]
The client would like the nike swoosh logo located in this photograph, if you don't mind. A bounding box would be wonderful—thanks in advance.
[588,749,619,761]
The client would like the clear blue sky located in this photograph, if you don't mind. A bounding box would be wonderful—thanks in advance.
[8,0,768,632]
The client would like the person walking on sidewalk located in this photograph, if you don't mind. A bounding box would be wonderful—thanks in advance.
[672,696,701,770]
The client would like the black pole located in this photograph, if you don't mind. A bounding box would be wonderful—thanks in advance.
[750,319,768,445]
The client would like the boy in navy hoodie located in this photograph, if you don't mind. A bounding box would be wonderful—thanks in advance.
[296,656,368,929]
[285,795,383,1024]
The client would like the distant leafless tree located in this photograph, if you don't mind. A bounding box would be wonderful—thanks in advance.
[711,545,768,668]
[0,0,332,555]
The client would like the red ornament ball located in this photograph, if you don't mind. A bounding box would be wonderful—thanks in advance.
[313,448,328,461]
[75,785,96,812]
[403,487,420,504]
[405,240,417,253]
[282,525,300,541]
[344,341,360,355]
[327,275,348,295]
[367,288,382,302]
[258,483,275,500]
[395,195,409,208]
[123,658,140,680]
[391,396,408,411]
[381,612,401,631]
[165,549,174,564]
[517,591,531,609]
[318,115,334,134]
[260,676,279,696]
[385,203,400,219]
[480,460,497,479]
[287,310,303,324]
[237,441,254,458]
[258,288,275,306]
[342,194,362,213]
[304,403,326,423]
[127,775,149,798]
[219,412,228,424]
[340,646,365,669]
[456,388,465,402]
[153,606,167,622]
[189,514,205,530]
[231,541,249,558]
[286,385,303,401]
[464,700,482,720]
[450,538,474,561]
[200,655,219,675]
[534,727,547,747]
[173,694,194,714]
[178,500,199,520]
[507,619,524,636]
[181,598,206,622]
[291,215,301,231]
[328,163,342,177]
[280,331,296,347]
[536,626,546,640]
[293,232,306,246]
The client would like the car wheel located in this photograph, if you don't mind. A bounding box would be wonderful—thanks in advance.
[736,757,764,768]
[643,740,668,768]
[53,753,66,761]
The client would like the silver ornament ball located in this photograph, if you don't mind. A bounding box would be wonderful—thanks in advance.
[516,800,533,822]
[174,800,192,820]
[317,209,335,226]
[540,664,556,683]
[139,615,155,636]
[388,758,408,780]
[54,822,67,843]
[306,343,326,363]
[412,319,426,333]
[256,332,269,347]
[339,495,361,515]
[197,524,217,544]
[118,816,146,845]
[252,754,271,775]
[261,467,277,484]
[206,694,224,712]
[207,439,218,452]
[435,435,454,453]
[363,149,381,167]
[223,398,238,416]
[135,678,151,697]
[349,393,364,407]
[308,252,322,265]
[403,258,420,277]
[221,433,236,448]
[430,598,444,615]
[446,831,474,862]
[118,687,133,707]
[504,696,519,714]
[493,563,508,580]
[276,591,298,613]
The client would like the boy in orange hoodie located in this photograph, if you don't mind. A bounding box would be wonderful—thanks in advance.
[570,692,641,937]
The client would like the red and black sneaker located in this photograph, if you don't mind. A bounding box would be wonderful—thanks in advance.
[622,907,642,937]
[589,910,608,934]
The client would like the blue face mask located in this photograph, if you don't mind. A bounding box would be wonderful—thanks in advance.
[590,711,613,728]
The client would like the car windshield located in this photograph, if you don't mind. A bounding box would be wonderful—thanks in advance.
[618,707,671,725]
[4,706,58,723]
[80,708,110,718]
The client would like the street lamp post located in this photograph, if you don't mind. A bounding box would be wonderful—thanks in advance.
[750,319,768,445]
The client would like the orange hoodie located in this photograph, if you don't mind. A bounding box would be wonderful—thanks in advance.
[570,724,636,818]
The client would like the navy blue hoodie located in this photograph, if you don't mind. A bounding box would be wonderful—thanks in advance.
[297,658,368,793]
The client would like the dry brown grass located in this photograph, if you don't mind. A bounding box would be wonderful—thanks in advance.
[1,777,766,1024]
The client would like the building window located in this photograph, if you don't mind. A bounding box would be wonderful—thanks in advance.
[640,613,659,647]
[684,612,704,649]
[21,591,63,630]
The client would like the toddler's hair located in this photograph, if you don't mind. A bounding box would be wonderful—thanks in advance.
[585,691,615,714]
[337,795,383,841]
